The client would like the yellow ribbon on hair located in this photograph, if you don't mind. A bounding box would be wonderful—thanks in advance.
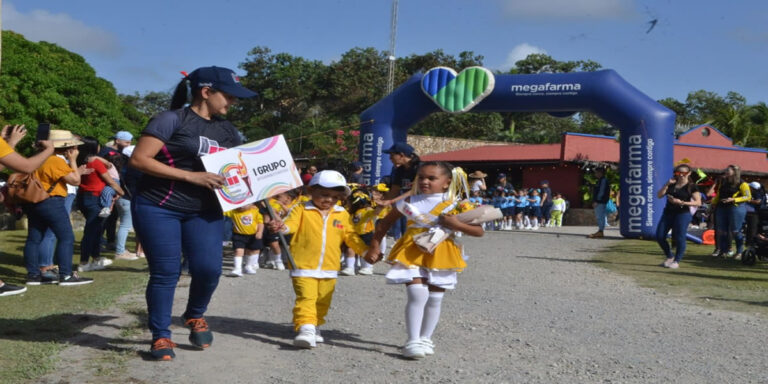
[448,167,470,202]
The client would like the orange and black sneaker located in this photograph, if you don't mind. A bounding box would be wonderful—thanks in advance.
[150,338,177,361]
[183,316,213,349]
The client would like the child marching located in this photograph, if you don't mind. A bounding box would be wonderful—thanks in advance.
[364,161,484,359]
[223,204,264,276]
[268,170,368,348]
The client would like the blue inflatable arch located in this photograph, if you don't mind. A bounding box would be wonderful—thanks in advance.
[357,68,675,239]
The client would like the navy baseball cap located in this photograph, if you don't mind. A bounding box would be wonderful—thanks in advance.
[187,66,258,99]
[351,161,363,170]
[497,173,507,179]
[383,142,415,156]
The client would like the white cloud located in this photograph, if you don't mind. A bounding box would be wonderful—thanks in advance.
[501,0,638,21]
[3,2,121,57]
[503,43,547,69]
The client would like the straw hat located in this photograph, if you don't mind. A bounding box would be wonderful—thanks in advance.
[49,130,84,148]
[468,170,487,179]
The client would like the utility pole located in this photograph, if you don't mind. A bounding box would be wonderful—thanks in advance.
[386,0,398,95]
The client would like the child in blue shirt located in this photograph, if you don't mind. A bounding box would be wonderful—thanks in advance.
[515,189,528,229]
[527,189,542,230]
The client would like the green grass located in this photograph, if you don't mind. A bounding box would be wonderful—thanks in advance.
[594,240,768,316]
[0,230,148,383]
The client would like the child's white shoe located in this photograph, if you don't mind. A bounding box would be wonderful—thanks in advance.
[315,328,324,343]
[420,338,435,355]
[227,269,243,277]
[402,340,425,359]
[340,267,355,276]
[357,267,373,275]
[294,325,316,349]
[275,261,285,271]
[244,265,258,275]
[98,207,112,218]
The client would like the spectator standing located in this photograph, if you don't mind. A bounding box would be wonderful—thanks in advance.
[381,142,420,239]
[77,137,125,271]
[99,131,133,251]
[0,125,56,292]
[588,167,610,239]
[348,161,364,185]
[655,164,701,269]
[744,181,766,247]
[301,165,318,185]
[23,130,92,285]
[468,171,487,194]
[712,165,751,259]
[539,180,552,226]
[128,66,256,361]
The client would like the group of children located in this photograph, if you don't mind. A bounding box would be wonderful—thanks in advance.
[470,187,568,231]
[221,162,485,359]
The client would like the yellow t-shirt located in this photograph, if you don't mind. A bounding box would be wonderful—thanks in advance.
[224,207,264,235]
[353,207,377,235]
[33,155,73,197]
[0,138,14,159]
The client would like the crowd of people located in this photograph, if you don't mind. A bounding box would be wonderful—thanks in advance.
[0,124,142,296]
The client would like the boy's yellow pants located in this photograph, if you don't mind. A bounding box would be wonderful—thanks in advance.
[291,277,337,331]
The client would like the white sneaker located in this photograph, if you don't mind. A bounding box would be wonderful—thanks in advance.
[315,328,324,343]
[294,325,316,348]
[402,340,425,359]
[78,262,95,272]
[78,261,106,272]
[227,269,243,277]
[662,258,675,268]
[340,267,355,276]
[115,252,139,261]
[532,225,539,230]
[244,265,259,275]
[98,207,112,218]
[420,338,435,355]
[275,262,285,271]
[358,267,373,275]
[525,225,532,230]
[93,257,113,268]
[263,260,276,269]
[669,262,680,269]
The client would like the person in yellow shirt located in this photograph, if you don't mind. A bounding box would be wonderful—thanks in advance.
[268,170,368,348]
[261,192,293,270]
[341,187,385,276]
[223,204,264,277]
[0,125,55,295]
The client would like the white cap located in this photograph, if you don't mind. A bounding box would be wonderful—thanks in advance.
[749,181,761,189]
[309,170,351,196]
[122,145,135,157]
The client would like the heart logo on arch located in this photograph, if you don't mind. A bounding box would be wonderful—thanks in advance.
[421,66,495,113]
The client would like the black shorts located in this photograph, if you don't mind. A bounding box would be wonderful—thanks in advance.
[264,229,281,243]
[360,232,373,246]
[232,233,264,251]
[502,207,515,217]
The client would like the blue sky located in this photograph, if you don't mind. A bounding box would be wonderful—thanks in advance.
[5,0,768,105]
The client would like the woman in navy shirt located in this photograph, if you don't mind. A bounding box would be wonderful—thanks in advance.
[129,66,257,360]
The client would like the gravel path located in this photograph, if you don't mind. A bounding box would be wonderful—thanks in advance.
[40,226,768,383]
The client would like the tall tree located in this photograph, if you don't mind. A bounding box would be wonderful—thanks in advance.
[0,31,144,151]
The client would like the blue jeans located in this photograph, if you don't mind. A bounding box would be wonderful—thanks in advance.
[655,210,693,262]
[115,197,133,254]
[715,204,747,254]
[132,195,224,340]
[23,197,75,277]
[39,193,76,267]
[594,203,607,231]
[77,193,105,264]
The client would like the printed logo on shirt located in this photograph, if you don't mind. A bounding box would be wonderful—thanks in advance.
[333,219,343,229]
[198,137,226,156]
[240,215,253,226]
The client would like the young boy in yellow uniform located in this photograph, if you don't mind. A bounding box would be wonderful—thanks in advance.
[268,170,368,348]
[223,204,264,276]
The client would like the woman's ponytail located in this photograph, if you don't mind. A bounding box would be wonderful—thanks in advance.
[170,76,190,110]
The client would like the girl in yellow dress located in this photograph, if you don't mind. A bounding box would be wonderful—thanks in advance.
[365,161,484,359]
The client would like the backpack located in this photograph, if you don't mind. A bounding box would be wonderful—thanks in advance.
[5,172,54,204]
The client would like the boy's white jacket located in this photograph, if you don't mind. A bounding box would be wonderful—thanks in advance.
[282,201,368,278]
